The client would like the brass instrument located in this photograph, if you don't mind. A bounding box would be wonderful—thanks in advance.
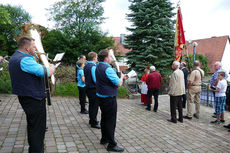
[15,24,55,105]
[109,49,120,73]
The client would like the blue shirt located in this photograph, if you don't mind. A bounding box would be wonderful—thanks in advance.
[18,50,49,77]
[96,62,120,97]
[87,61,97,84]
[77,67,86,87]
[210,68,228,86]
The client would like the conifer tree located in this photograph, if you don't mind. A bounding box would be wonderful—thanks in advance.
[126,0,175,77]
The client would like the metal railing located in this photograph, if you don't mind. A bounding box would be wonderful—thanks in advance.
[200,82,215,107]
[200,81,230,111]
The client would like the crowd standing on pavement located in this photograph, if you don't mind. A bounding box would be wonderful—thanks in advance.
[141,60,230,131]
[6,35,230,152]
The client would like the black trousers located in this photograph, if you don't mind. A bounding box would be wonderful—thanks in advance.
[147,89,159,111]
[170,96,183,122]
[78,86,86,112]
[97,96,117,147]
[86,88,99,125]
[182,94,187,108]
[18,96,46,153]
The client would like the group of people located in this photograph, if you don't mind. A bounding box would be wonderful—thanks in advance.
[168,60,204,123]
[140,66,162,112]
[75,50,129,152]
[5,35,230,153]
[141,60,230,127]
[8,36,128,153]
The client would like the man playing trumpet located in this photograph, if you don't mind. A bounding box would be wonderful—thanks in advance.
[9,36,55,153]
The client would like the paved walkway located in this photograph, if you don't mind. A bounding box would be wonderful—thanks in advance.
[0,94,230,153]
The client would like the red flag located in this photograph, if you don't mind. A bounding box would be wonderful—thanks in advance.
[174,7,185,61]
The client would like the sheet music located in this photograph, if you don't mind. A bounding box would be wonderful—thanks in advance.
[55,62,61,68]
[53,53,65,62]
[127,70,137,78]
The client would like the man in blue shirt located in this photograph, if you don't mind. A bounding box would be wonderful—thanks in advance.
[84,52,100,129]
[96,49,128,152]
[76,60,88,114]
[210,61,228,117]
[9,36,55,153]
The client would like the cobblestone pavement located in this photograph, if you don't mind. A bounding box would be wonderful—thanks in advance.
[1,94,230,153]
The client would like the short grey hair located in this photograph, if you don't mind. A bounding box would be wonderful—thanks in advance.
[181,62,186,67]
[194,60,200,66]
[173,61,180,66]
[150,66,156,71]
[215,61,222,67]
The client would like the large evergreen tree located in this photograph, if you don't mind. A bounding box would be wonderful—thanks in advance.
[126,0,175,77]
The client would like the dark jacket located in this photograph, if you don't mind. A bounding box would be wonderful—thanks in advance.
[181,67,188,88]
[9,51,46,100]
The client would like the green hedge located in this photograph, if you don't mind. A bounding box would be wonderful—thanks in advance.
[0,64,12,94]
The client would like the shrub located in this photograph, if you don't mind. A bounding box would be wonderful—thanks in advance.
[55,64,76,84]
[0,63,12,93]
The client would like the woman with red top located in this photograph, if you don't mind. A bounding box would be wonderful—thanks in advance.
[141,69,152,105]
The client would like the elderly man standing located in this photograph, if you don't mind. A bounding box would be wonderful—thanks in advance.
[210,61,228,117]
[184,61,204,120]
[146,66,162,112]
[168,61,185,123]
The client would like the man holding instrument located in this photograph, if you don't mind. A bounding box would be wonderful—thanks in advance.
[9,36,55,153]
[96,49,128,152]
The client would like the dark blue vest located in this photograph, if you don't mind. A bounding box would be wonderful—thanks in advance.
[84,62,96,88]
[96,63,118,97]
[9,51,46,100]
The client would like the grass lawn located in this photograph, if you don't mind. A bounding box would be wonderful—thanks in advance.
[54,82,129,98]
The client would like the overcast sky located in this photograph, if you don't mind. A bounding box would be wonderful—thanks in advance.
[0,0,230,40]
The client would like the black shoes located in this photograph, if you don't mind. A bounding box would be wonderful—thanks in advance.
[178,119,183,123]
[183,116,192,120]
[167,119,177,124]
[153,109,157,112]
[45,127,48,132]
[145,108,151,111]
[91,124,101,129]
[80,110,89,114]
[193,114,199,119]
[107,145,124,152]
[210,120,221,124]
[223,124,230,129]
[100,139,108,145]
[212,115,217,118]
[220,120,225,123]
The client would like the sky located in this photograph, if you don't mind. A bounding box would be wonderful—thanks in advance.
[0,0,230,40]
